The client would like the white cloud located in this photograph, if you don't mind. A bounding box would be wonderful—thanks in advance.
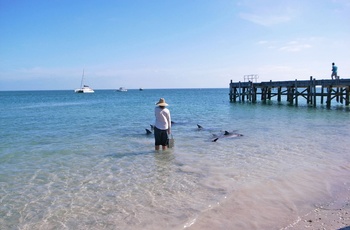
[239,12,291,26]
[279,41,312,52]
[257,39,313,52]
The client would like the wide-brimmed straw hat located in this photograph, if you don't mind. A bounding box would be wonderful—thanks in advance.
[156,98,168,106]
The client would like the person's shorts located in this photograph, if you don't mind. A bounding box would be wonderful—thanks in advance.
[154,127,168,146]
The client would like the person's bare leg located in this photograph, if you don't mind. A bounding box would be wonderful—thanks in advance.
[155,145,160,150]
[162,145,167,150]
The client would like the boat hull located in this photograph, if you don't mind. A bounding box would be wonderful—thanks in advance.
[116,87,127,92]
[75,87,94,93]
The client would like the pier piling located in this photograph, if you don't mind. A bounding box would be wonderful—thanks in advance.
[229,78,350,108]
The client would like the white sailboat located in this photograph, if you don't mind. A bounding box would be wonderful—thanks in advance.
[75,69,94,93]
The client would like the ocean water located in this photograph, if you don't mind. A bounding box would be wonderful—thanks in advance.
[1,88,350,230]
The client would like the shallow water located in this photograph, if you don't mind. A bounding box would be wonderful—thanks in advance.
[1,89,350,229]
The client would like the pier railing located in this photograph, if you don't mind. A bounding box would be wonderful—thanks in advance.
[229,77,350,108]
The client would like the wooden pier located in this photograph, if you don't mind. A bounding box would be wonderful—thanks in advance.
[229,77,350,108]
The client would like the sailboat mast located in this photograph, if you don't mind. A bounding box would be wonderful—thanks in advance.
[80,69,84,88]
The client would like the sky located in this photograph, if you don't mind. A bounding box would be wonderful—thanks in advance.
[0,0,349,90]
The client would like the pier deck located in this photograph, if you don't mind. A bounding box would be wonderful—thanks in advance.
[229,77,350,108]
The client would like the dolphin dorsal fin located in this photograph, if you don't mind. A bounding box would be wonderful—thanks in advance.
[146,129,152,134]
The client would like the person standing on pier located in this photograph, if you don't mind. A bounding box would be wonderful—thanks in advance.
[154,98,171,151]
[331,62,338,80]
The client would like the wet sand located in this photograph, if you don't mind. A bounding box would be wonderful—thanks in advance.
[185,192,350,230]
[185,169,350,230]
[283,196,350,230]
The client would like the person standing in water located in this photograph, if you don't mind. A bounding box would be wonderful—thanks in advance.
[331,62,338,80]
[154,98,171,151]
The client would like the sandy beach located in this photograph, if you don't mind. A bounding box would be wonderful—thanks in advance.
[185,169,350,230]
[186,192,350,230]
[283,196,350,230]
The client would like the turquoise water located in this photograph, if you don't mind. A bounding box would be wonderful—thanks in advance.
[1,89,350,229]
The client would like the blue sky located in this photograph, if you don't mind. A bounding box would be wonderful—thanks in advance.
[1,0,349,90]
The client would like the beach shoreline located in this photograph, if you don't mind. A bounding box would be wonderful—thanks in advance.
[185,170,350,230]
[185,191,350,230]
[282,190,350,230]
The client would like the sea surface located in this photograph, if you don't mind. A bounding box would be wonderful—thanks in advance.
[1,88,350,230]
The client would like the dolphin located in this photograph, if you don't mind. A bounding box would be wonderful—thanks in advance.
[223,131,243,137]
[145,128,153,135]
[212,131,243,142]
[197,124,223,132]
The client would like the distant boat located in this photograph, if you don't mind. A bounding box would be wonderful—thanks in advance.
[116,87,127,92]
[139,88,143,91]
[75,70,94,93]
